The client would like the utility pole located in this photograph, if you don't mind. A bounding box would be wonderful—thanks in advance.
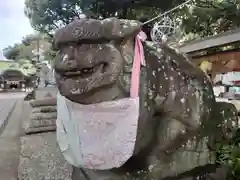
[36,34,40,62]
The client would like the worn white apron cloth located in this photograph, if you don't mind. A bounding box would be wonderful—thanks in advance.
[57,31,147,170]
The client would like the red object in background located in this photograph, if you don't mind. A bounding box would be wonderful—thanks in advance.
[232,80,240,85]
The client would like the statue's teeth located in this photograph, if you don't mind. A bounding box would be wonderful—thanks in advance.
[83,69,88,73]
[81,67,94,73]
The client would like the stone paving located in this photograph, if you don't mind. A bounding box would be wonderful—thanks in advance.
[0,99,17,135]
[0,93,26,130]
[0,92,27,135]
[0,89,60,180]
[0,100,24,180]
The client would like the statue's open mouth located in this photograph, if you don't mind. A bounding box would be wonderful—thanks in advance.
[58,63,107,79]
[55,60,123,104]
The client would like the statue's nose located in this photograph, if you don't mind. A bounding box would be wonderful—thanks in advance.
[55,53,78,72]
[62,55,78,70]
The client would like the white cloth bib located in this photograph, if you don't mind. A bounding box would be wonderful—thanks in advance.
[57,94,139,169]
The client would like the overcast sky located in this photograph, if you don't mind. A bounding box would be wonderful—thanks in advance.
[0,0,34,56]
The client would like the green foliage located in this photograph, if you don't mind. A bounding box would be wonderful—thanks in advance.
[3,42,35,61]
[0,61,18,69]
[216,129,240,179]
[24,0,240,43]
[180,0,240,38]
[0,59,37,76]
[3,34,41,60]
[24,0,186,34]
[24,0,82,36]
[43,48,57,61]
[3,44,21,60]
[3,33,52,62]
[22,34,39,46]
[18,44,35,60]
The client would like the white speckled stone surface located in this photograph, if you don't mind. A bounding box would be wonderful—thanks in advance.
[18,132,72,180]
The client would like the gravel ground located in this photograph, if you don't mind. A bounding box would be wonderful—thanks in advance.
[18,87,72,180]
[18,132,72,180]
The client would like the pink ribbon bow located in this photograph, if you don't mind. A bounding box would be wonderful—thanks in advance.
[130,31,147,98]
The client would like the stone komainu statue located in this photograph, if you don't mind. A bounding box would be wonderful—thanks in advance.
[53,18,238,180]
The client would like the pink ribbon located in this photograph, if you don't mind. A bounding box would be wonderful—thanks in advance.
[130,31,147,98]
